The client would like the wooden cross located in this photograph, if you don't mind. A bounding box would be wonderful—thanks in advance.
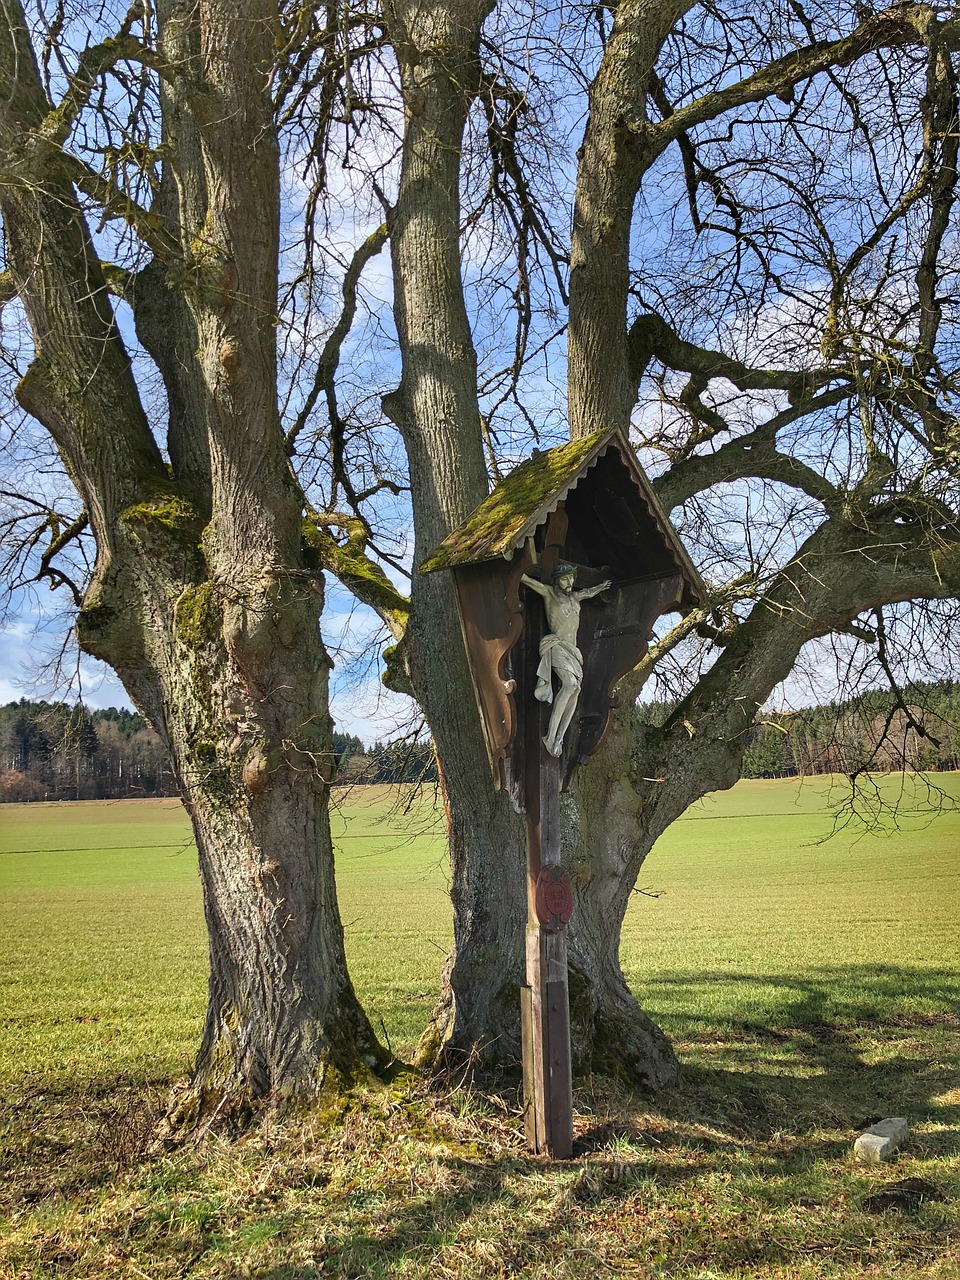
[418,428,705,1159]
[519,517,575,1157]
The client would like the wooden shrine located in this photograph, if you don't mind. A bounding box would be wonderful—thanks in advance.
[420,426,704,1157]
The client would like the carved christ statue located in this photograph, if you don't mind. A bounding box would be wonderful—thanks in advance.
[520,563,612,757]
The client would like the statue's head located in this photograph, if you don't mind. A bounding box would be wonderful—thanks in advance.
[551,563,576,588]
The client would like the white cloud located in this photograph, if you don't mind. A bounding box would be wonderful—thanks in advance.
[0,609,133,710]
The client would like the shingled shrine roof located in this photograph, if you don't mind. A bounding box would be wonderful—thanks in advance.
[419,427,704,605]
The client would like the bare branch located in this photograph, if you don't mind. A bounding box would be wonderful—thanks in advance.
[286,222,388,463]
[653,4,946,149]
[37,18,175,150]
[653,392,852,511]
[36,509,88,606]
[628,309,844,403]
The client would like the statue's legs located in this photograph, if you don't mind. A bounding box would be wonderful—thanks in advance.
[544,676,579,757]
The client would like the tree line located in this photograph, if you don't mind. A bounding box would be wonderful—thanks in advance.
[635,680,960,782]
[6,682,955,804]
[0,701,434,802]
[740,681,960,779]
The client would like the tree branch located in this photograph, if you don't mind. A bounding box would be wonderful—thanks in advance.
[0,0,166,534]
[628,310,844,400]
[619,573,757,703]
[37,17,177,150]
[302,505,409,641]
[652,387,853,510]
[629,513,960,842]
[0,268,17,308]
[653,4,946,149]
[37,510,88,606]
[286,222,388,467]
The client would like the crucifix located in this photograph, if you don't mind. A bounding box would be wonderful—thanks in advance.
[522,564,612,758]
[514,509,611,1159]
[420,427,704,1158]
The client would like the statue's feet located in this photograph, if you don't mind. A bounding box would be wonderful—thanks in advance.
[542,734,563,758]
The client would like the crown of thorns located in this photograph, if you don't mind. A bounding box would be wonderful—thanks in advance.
[551,563,576,584]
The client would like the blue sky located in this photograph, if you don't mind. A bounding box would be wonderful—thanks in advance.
[0,582,416,743]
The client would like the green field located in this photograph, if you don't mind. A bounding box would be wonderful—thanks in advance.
[2,775,957,1083]
[1,777,958,1278]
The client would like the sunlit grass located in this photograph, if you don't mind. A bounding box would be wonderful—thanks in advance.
[1,776,959,1083]
[630,775,960,1034]
[1,778,958,1278]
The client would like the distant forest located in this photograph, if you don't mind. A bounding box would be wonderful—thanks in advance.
[0,700,435,802]
[3,680,959,802]
[649,678,960,780]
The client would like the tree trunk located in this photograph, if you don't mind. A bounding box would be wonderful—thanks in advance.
[0,0,385,1126]
[380,0,530,1073]
[568,0,692,436]
[562,715,680,1090]
[78,532,387,1126]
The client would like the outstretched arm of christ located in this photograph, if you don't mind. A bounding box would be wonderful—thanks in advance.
[520,573,551,597]
[574,580,612,600]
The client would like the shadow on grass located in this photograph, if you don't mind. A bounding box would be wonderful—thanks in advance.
[254,965,960,1277]
[0,1075,168,1213]
[643,960,960,1025]
[3,964,958,1278]
[635,963,960,1154]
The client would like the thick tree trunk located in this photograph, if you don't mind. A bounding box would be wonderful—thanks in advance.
[381,0,529,1073]
[568,0,692,436]
[0,0,385,1125]
[77,520,387,1126]
[412,765,526,1071]
[562,715,681,1090]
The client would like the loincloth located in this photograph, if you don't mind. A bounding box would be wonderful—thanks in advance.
[534,633,583,703]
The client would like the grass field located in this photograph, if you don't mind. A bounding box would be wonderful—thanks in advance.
[1,776,959,1278]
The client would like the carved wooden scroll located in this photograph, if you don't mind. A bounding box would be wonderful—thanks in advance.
[453,544,532,788]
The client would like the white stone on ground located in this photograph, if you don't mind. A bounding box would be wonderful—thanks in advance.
[853,1118,910,1163]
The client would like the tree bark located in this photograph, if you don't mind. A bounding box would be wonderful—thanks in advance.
[382,0,528,1071]
[562,714,680,1090]
[568,0,694,435]
[0,0,385,1125]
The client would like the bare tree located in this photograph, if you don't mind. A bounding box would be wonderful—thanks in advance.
[0,0,390,1126]
[356,0,960,1084]
[5,0,960,1108]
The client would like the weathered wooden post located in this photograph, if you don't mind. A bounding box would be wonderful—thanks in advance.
[421,427,703,1158]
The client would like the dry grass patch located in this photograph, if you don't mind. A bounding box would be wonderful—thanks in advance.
[2,1019,958,1280]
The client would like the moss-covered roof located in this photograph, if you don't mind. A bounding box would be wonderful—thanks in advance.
[420,426,705,604]
[420,429,611,573]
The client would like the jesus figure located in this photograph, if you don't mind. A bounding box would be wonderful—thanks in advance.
[520,563,612,757]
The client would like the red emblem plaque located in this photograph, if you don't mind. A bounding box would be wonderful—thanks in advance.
[535,867,573,930]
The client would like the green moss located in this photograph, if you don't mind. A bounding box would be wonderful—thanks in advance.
[174,583,219,649]
[412,1019,443,1070]
[381,638,412,697]
[419,428,611,573]
[301,517,409,625]
[193,740,218,766]
[100,262,131,296]
[120,491,203,549]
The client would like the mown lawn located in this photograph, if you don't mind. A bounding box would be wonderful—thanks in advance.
[1,776,958,1278]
